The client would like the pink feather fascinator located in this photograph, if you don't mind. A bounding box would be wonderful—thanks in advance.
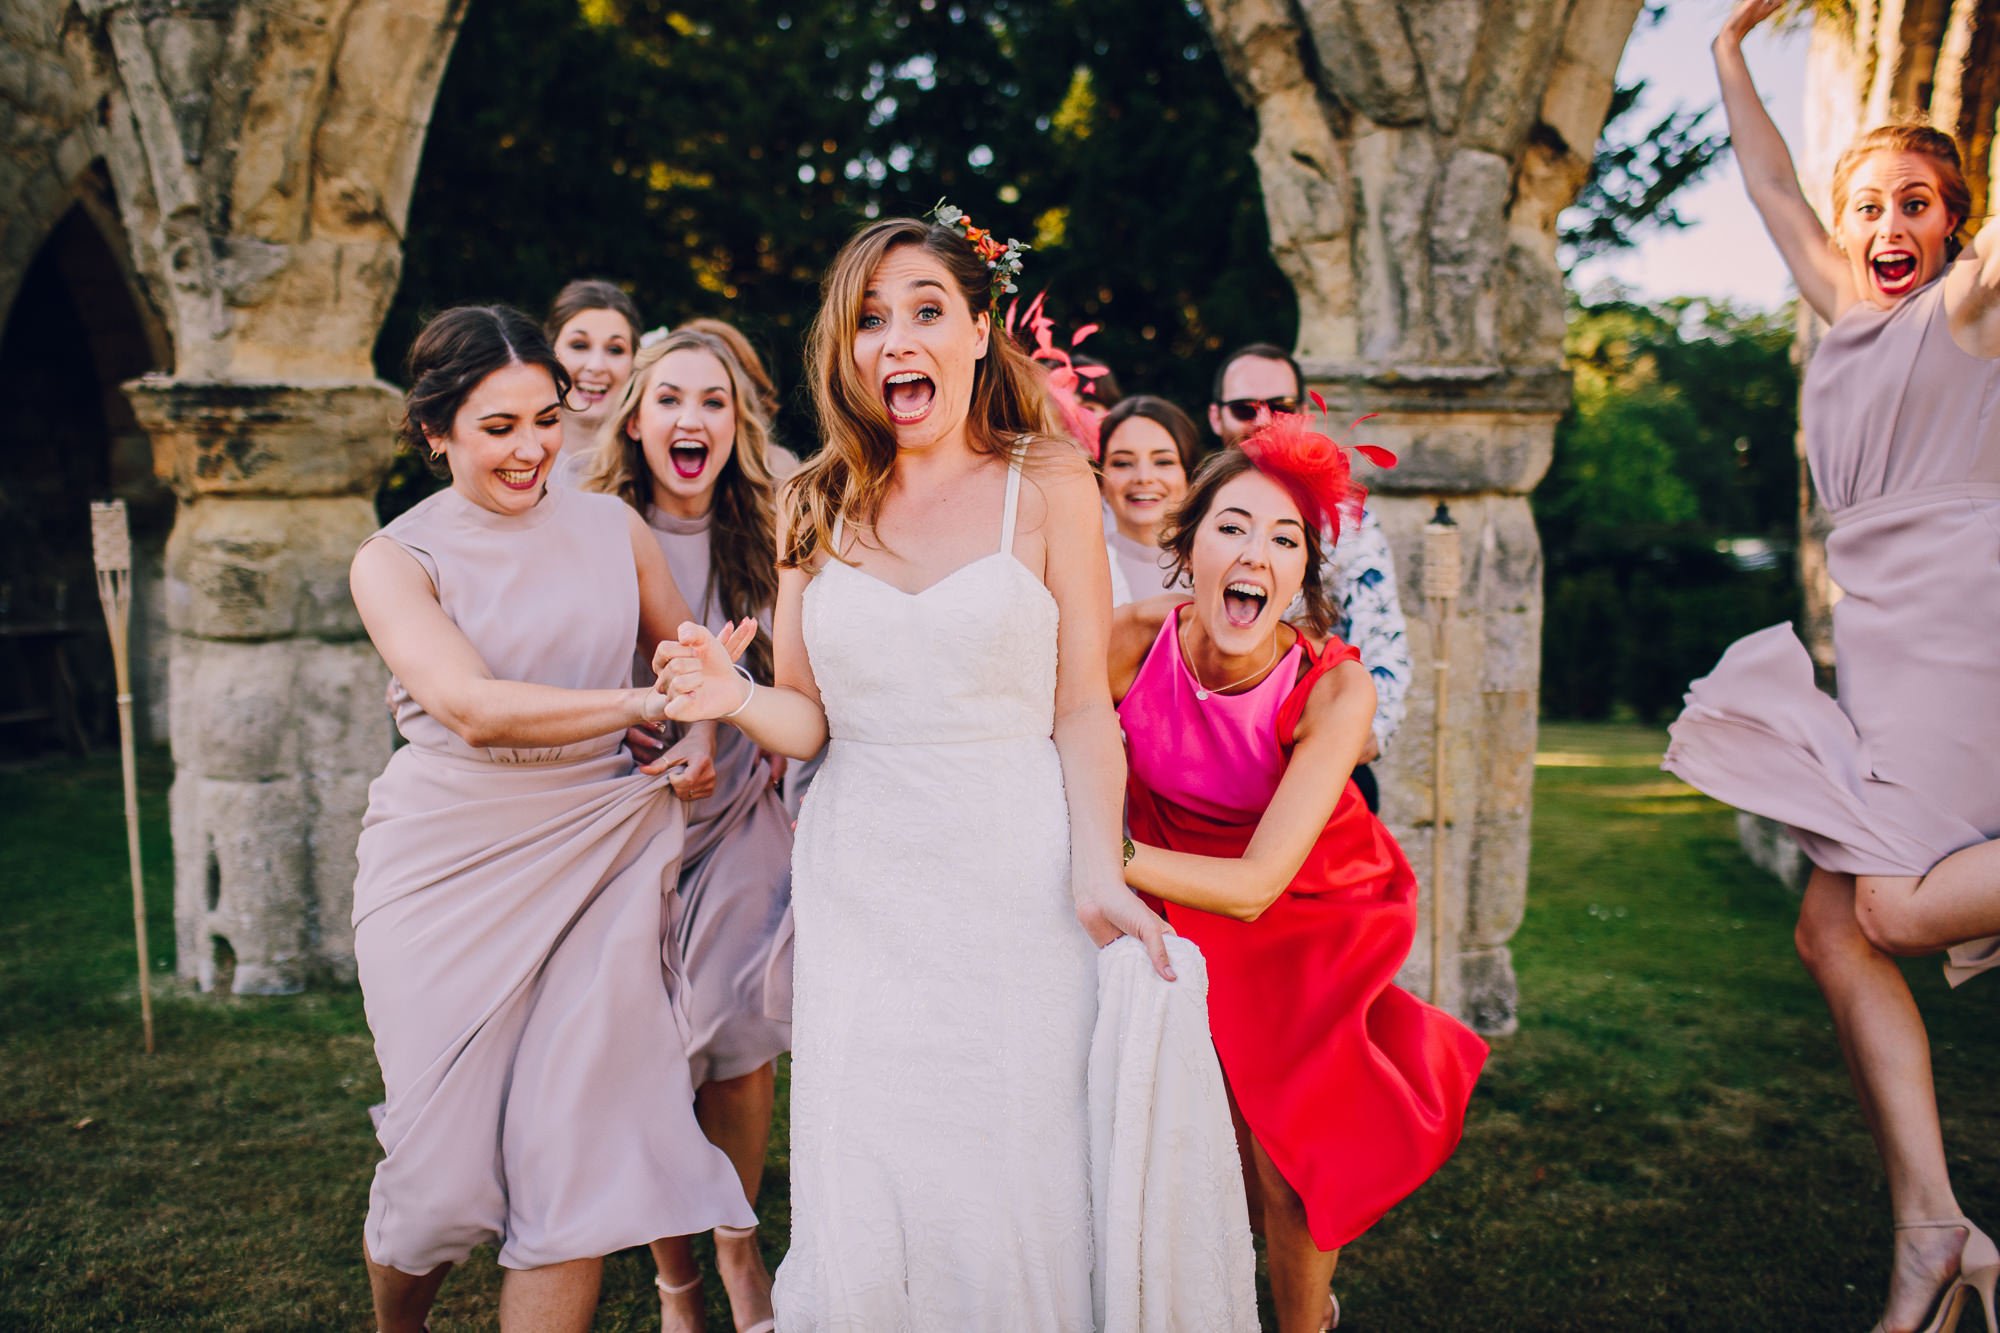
[1238,392,1396,542]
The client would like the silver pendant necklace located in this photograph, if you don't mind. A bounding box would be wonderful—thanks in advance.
[1183,622,1279,701]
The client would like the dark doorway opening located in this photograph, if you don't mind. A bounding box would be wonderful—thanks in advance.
[0,173,169,755]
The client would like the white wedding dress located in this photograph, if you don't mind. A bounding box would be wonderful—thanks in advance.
[775,453,1099,1331]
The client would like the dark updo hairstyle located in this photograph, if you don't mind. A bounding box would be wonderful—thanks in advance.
[397,305,571,478]
[1159,446,1333,636]
[543,278,643,347]
[1099,394,1202,473]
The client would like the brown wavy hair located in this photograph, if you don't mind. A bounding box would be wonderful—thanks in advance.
[1831,122,1974,261]
[1159,446,1333,637]
[784,216,1066,569]
[580,328,779,683]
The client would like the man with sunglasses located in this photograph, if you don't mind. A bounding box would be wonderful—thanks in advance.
[1208,344,1410,814]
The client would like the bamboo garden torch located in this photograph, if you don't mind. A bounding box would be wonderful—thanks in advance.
[90,499,154,1054]
[1422,501,1461,1008]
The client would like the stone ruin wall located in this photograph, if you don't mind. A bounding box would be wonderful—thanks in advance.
[1204,0,1648,1031]
[6,0,1652,1021]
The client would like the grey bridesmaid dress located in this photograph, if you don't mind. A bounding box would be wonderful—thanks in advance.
[1666,260,2000,984]
[352,484,750,1274]
[643,505,794,1086]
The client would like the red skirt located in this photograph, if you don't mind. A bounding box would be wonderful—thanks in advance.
[1128,776,1488,1250]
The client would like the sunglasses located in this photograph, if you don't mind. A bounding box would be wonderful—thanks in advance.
[1219,396,1299,423]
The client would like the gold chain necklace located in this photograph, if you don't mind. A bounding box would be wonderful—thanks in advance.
[1182,621,1279,701]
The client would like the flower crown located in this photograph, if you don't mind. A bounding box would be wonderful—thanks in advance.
[1007,291,1107,458]
[930,199,1029,308]
[1239,393,1397,541]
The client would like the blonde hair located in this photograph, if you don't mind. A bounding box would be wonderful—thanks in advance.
[784,216,1068,569]
[580,328,779,683]
[1830,122,1973,260]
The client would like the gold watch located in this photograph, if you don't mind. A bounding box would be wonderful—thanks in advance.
[1121,835,1137,867]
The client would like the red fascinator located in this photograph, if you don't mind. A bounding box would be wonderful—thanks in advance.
[1007,292,1108,460]
[1238,393,1396,542]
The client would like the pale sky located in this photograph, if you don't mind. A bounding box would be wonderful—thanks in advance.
[1567,2,1811,311]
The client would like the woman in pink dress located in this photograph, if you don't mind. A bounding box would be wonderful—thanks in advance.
[1111,423,1486,1332]
[1664,4,2000,1328]
[583,327,793,1333]
[349,306,750,1332]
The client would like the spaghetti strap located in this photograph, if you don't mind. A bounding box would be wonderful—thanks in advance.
[999,444,1026,556]
[831,512,845,558]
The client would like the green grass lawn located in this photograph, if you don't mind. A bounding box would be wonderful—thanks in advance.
[1,725,1993,1329]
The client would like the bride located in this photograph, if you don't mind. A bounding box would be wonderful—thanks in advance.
[657,210,1174,1330]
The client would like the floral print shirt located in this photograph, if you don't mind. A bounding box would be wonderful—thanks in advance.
[1292,503,1409,753]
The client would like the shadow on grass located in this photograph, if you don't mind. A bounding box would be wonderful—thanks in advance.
[1,728,1993,1328]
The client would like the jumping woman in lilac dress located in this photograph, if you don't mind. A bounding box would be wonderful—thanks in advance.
[1665,4,2000,1329]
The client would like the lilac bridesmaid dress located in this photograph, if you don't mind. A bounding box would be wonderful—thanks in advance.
[643,505,794,1086]
[1666,261,2000,983]
[352,484,750,1274]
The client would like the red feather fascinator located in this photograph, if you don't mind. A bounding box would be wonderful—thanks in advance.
[1007,291,1107,460]
[1239,392,1397,542]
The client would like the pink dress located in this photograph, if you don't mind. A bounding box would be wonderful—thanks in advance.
[352,485,750,1274]
[1665,263,2000,983]
[1117,610,1487,1248]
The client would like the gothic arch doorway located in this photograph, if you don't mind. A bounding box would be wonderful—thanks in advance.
[0,168,171,753]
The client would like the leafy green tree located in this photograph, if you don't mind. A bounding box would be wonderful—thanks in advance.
[1539,294,1801,721]
[379,0,1292,514]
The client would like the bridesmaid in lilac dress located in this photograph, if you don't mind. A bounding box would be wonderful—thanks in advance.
[1664,5,2000,1329]
[349,307,751,1333]
[582,326,793,1333]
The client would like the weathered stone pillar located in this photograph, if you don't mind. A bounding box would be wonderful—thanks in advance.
[131,380,397,991]
[70,0,468,989]
[1202,0,1645,1032]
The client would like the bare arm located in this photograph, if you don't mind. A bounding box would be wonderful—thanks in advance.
[1125,657,1376,921]
[1107,593,1187,703]
[1948,220,2000,358]
[1035,453,1174,980]
[1714,0,1851,322]
[351,537,667,750]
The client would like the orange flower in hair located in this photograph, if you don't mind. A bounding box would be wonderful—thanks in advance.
[1239,392,1395,541]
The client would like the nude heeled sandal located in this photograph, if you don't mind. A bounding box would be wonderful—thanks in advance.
[712,1223,777,1333]
[1869,1218,2000,1333]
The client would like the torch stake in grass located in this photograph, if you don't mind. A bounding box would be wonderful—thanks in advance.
[90,499,154,1054]
[1422,501,1461,1009]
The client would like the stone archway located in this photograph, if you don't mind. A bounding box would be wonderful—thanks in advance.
[1201,0,1647,1031]
[0,0,472,992]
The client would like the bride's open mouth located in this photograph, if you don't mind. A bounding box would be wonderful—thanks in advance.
[884,371,936,425]
[1222,580,1268,629]
[669,440,709,480]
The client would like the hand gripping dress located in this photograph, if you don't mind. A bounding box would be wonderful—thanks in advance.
[1117,610,1489,1249]
[643,505,794,1085]
[773,454,1099,1331]
[1665,263,2000,984]
[352,484,751,1274]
